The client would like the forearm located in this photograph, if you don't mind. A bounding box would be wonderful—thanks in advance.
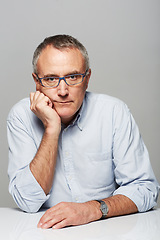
[30,91,61,195]
[30,128,59,195]
[92,194,138,219]
[37,194,138,229]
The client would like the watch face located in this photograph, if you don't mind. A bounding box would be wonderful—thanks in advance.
[101,205,107,214]
[100,201,108,217]
[96,200,108,218]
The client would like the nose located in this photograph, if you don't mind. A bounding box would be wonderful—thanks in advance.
[57,78,69,96]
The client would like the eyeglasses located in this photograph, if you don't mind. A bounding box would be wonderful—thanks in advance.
[35,70,89,88]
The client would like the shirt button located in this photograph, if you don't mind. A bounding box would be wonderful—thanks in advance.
[65,151,69,156]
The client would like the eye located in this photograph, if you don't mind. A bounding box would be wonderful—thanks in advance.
[50,77,55,81]
[45,77,57,82]
[68,74,79,81]
[70,75,76,80]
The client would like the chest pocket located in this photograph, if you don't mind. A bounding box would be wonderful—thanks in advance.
[75,151,114,190]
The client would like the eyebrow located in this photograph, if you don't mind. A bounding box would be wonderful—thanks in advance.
[43,70,83,78]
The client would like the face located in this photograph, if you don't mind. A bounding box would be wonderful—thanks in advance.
[32,45,91,125]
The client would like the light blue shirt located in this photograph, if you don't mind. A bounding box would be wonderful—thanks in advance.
[7,92,159,213]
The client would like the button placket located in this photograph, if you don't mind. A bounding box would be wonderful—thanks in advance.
[62,127,82,202]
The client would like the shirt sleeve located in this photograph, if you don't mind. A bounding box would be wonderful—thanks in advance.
[7,106,49,213]
[112,102,160,212]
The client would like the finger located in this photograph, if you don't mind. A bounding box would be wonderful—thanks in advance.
[38,214,64,229]
[30,91,40,106]
[33,91,41,102]
[35,92,52,108]
[47,97,53,108]
[42,95,53,108]
[38,207,57,227]
[38,203,65,227]
[30,91,39,104]
[30,92,36,110]
[30,92,34,103]
[52,219,70,229]
[31,92,47,111]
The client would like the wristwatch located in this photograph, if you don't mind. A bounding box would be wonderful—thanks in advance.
[96,200,108,219]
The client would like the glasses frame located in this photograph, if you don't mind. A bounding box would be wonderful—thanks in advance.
[35,69,89,88]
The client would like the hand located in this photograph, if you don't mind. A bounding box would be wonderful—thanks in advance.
[37,201,102,229]
[30,91,61,133]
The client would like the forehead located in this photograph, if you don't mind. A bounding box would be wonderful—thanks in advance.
[37,46,85,75]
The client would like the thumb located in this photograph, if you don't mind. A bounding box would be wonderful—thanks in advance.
[48,98,53,108]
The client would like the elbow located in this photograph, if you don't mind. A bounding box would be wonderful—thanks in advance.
[22,205,41,214]
[8,168,48,213]
[9,186,44,213]
[135,185,160,212]
[12,194,42,213]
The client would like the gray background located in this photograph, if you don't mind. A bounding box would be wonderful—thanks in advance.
[0,0,159,208]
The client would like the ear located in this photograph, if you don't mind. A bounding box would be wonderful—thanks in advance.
[32,73,38,83]
[85,68,91,89]
[32,73,41,91]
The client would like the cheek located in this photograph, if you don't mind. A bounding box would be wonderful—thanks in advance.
[35,83,41,91]
[37,87,56,99]
[74,88,86,107]
[35,83,47,94]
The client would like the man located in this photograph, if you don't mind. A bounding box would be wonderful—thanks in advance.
[7,34,159,229]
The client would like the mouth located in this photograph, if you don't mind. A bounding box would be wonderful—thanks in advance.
[54,101,73,104]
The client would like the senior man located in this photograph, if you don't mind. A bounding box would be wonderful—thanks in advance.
[7,34,159,229]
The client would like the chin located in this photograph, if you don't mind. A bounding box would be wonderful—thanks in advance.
[58,111,77,125]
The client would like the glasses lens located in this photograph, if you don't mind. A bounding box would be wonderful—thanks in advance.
[41,77,59,87]
[39,73,85,88]
[65,74,83,85]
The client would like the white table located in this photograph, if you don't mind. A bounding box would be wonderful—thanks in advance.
[0,208,160,240]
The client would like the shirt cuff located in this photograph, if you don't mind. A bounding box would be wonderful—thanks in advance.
[15,165,50,212]
[113,184,158,212]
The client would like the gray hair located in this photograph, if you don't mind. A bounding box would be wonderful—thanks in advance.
[32,34,90,74]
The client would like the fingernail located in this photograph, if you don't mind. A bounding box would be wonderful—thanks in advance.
[42,224,48,229]
[37,222,42,228]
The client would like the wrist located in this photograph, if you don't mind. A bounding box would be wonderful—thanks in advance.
[44,124,61,137]
[86,200,103,221]
[43,114,61,135]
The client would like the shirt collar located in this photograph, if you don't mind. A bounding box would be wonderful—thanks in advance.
[76,92,88,131]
